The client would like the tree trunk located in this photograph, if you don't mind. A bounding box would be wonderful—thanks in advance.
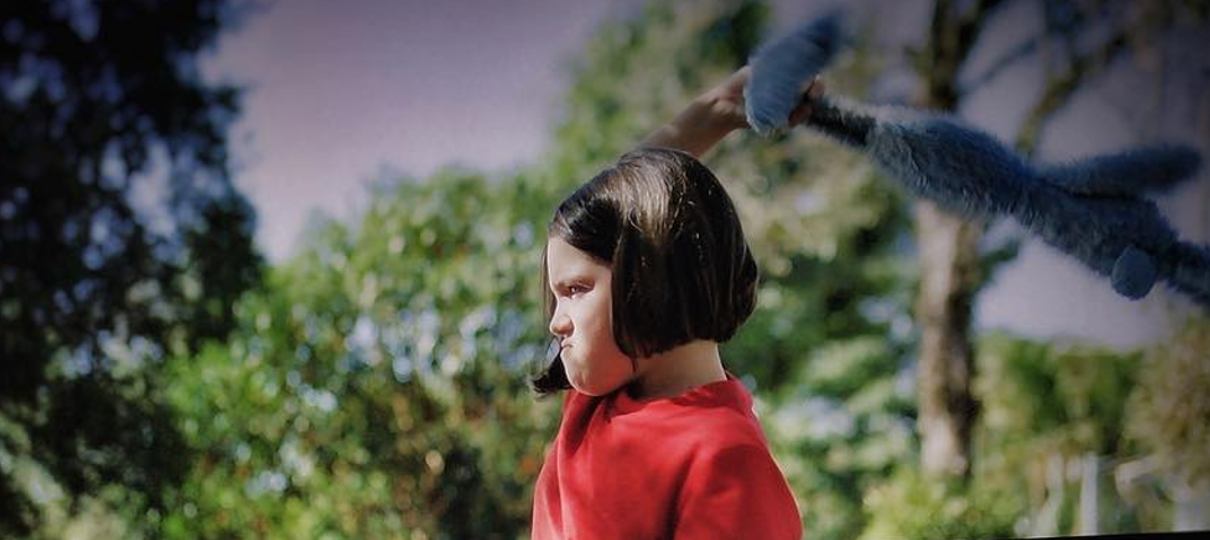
[912,0,984,479]
[914,200,982,477]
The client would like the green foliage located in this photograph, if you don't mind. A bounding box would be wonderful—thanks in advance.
[859,467,1021,540]
[855,332,1151,539]
[968,332,1143,537]
[0,0,262,535]
[160,169,561,538]
[763,331,916,540]
[549,0,767,183]
[976,332,1142,463]
[1126,314,1210,491]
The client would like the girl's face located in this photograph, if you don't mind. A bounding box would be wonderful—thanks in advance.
[545,236,635,396]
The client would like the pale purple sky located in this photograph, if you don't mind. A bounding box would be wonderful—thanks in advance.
[201,0,1209,350]
[202,0,645,259]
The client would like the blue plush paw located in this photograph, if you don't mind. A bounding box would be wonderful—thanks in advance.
[745,9,843,136]
[1111,247,1157,299]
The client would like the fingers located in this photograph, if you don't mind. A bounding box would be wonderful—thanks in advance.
[807,77,825,99]
[787,77,825,126]
[720,65,751,94]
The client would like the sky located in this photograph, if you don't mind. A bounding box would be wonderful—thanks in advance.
[202,0,645,261]
[201,0,1209,351]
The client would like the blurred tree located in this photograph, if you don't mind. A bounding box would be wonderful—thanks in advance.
[160,169,561,539]
[858,332,1146,539]
[0,0,261,535]
[1125,315,1210,529]
[976,333,1145,536]
[905,0,1204,480]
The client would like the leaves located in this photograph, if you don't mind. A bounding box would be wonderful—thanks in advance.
[157,167,560,538]
[1,0,261,534]
[1126,315,1210,491]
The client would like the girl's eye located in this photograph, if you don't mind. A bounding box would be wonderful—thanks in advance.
[568,285,587,296]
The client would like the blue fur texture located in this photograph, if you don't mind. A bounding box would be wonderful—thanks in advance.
[1039,145,1201,197]
[746,12,1210,310]
[745,9,842,136]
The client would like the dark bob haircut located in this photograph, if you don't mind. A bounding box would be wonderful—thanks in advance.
[532,147,759,394]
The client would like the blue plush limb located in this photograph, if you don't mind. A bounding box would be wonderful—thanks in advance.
[1163,242,1210,307]
[1039,146,1201,197]
[745,12,1210,311]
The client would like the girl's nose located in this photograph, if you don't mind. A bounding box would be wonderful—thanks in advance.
[549,308,572,338]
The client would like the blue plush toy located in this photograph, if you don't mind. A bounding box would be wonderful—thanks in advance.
[745,11,1210,311]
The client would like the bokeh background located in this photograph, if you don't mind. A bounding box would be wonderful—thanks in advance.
[2,0,1209,538]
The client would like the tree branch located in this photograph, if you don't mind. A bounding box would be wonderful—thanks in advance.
[1015,28,1130,153]
[925,0,1014,106]
[961,36,1040,94]
[955,0,1009,66]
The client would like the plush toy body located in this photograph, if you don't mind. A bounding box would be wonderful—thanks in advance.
[746,12,1210,310]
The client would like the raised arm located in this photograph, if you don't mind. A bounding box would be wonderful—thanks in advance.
[639,67,821,158]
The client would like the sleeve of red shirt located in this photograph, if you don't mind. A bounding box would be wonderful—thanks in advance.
[673,442,803,540]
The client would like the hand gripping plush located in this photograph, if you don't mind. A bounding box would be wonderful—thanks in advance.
[745,11,1210,310]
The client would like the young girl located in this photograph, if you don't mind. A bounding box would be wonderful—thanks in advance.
[530,68,820,539]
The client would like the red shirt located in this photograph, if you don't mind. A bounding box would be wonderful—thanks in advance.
[531,374,802,539]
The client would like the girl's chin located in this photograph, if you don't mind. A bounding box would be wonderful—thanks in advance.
[568,377,599,396]
[568,371,620,397]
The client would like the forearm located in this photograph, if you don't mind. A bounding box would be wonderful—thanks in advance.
[637,90,744,158]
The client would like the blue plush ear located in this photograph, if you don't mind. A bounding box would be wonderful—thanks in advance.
[1040,145,1201,197]
[744,9,842,136]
